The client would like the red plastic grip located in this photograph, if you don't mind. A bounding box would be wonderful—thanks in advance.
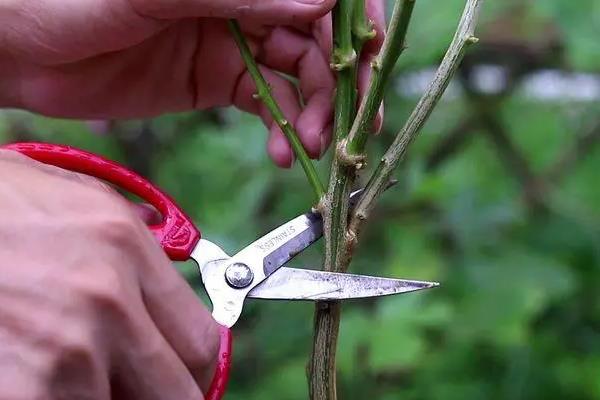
[206,325,233,400]
[3,142,200,261]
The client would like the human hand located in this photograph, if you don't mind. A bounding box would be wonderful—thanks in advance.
[0,0,385,167]
[0,150,219,399]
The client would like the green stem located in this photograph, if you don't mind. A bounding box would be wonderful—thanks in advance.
[324,0,371,278]
[309,1,368,399]
[227,20,325,200]
[328,0,357,275]
[346,0,416,155]
[352,0,376,52]
[348,0,482,237]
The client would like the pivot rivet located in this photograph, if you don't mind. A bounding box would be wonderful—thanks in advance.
[225,263,254,288]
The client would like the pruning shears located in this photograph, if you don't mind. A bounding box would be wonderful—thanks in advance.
[4,142,438,400]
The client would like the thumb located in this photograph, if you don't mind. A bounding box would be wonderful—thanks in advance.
[130,0,336,24]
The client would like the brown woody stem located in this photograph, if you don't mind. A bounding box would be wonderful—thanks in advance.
[348,0,483,238]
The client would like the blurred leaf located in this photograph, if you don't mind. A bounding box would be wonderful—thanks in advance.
[453,248,576,346]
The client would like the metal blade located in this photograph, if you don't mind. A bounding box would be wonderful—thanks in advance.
[192,182,398,327]
[247,267,439,301]
[233,183,398,285]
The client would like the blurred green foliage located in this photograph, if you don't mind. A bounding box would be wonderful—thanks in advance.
[1,0,599,399]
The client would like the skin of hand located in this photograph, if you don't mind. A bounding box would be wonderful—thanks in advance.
[0,0,385,167]
[0,150,219,400]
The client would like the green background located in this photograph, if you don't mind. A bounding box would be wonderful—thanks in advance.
[1,0,599,398]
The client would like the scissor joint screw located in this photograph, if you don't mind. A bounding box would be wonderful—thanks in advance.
[225,263,254,288]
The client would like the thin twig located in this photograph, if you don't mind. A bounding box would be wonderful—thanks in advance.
[343,0,417,157]
[228,20,325,200]
[348,0,483,237]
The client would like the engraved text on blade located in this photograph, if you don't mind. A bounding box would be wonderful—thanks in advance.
[255,225,298,252]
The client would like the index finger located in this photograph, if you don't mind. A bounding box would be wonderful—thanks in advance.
[134,224,221,392]
[130,0,336,24]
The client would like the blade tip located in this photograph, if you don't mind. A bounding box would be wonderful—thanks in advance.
[416,281,440,291]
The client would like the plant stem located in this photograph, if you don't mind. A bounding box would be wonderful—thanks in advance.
[325,0,357,277]
[344,0,417,156]
[308,1,357,399]
[348,0,483,237]
[324,0,418,275]
[352,0,376,52]
[227,20,325,200]
[309,1,418,397]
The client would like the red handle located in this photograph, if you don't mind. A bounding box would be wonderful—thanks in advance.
[206,325,233,400]
[4,142,232,399]
[2,142,200,261]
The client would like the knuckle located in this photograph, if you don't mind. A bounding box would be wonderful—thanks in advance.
[87,210,155,273]
[74,264,130,317]
[89,208,143,249]
[45,326,103,388]
[52,330,96,371]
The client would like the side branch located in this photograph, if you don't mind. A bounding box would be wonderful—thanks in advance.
[310,2,418,397]
[345,0,417,156]
[228,20,325,200]
[349,0,483,235]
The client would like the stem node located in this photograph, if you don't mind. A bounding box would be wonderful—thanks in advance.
[355,210,367,221]
[331,50,358,71]
[370,59,382,71]
[466,35,479,45]
[313,195,328,216]
[343,228,358,256]
[336,138,367,168]
[355,26,376,42]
